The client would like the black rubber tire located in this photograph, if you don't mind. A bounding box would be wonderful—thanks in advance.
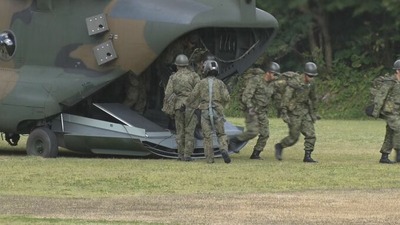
[26,127,58,158]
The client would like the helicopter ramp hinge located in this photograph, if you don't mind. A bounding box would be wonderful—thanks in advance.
[93,40,118,65]
[86,13,109,36]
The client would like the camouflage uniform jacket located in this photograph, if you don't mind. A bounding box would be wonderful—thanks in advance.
[164,67,200,110]
[373,74,400,117]
[238,67,264,110]
[189,47,209,75]
[241,73,277,113]
[186,76,230,114]
[281,74,317,116]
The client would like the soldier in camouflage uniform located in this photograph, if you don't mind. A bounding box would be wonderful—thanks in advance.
[189,47,209,76]
[123,72,147,114]
[163,54,200,161]
[275,62,319,163]
[230,62,281,159]
[371,59,400,164]
[158,34,204,87]
[186,60,231,164]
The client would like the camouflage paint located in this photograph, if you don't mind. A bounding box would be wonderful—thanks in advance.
[0,0,278,156]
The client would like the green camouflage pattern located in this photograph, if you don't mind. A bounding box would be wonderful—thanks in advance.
[164,67,200,157]
[379,115,400,154]
[238,67,264,110]
[186,77,230,112]
[123,73,147,113]
[372,74,399,117]
[186,76,230,162]
[280,73,317,151]
[238,110,270,152]
[373,74,400,153]
[282,73,317,116]
[380,123,400,154]
[274,71,298,109]
[0,0,278,157]
[237,70,278,152]
[241,71,276,111]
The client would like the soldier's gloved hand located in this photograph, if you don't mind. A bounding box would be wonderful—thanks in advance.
[248,108,256,116]
[194,109,201,118]
[179,104,186,112]
[370,105,380,119]
[281,110,290,123]
[364,105,374,117]
[311,114,320,122]
[276,108,282,118]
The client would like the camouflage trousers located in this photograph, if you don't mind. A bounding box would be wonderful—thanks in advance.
[237,110,269,152]
[280,113,316,151]
[200,109,228,163]
[175,109,198,158]
[380,115,400,154]
[123,86,146,113]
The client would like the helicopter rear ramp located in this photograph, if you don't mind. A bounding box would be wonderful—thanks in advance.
[51,103,246,158]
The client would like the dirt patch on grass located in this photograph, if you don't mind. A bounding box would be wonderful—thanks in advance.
[1,190,400,224]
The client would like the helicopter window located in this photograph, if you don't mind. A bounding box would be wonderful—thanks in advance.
[218,32,237,53]
[0,30,16,61]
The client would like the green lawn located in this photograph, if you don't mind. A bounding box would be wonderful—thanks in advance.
[0,118,398,224]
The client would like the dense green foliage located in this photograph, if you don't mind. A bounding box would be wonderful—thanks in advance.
[227,0,400,119]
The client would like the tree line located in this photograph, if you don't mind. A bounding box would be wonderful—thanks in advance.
[237,0,400,119]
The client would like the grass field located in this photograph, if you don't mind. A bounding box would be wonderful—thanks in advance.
[0,118,399,224]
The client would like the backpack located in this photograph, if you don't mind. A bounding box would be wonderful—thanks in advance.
[365,74,392,117]
[274,71,298,95]
[162,93,176,116]
[238,68,264,110]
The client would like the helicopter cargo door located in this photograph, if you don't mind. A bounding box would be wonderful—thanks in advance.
[51,103,175,157]
[93,103,166,132]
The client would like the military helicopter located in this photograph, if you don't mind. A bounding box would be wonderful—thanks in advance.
[0,0,278,158]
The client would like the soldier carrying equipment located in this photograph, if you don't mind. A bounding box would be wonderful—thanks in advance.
[275,62,319,163]
[185,59,231,164]
[372,59,400,164]
[365,74,394,118]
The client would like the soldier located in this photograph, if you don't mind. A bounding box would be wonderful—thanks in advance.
[0,32,14,60]
[274,62,319,163]
[163,54,200,161]
[188,44,209,75]
[371,59,400,164]
[157,34,203,88]
[123,72,147,114]
[230,62,281,159]
[186,60,231,164]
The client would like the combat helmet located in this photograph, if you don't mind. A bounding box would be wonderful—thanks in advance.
[203,59,219,76]
[175,54,189,66]
[268,62,281,75]
[304,62,318,76]
[393,59,400,70]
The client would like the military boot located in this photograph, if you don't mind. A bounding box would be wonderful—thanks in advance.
[229,137,246,153]
[250,150,262,160]
[303,150,318,163]
[396,150,400,163]
[184,156,193,161]
[221,150,231,164]
[207,159,215,164]
[177,154,184,161]
[274,143,283,161]
[379,153,395,164]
